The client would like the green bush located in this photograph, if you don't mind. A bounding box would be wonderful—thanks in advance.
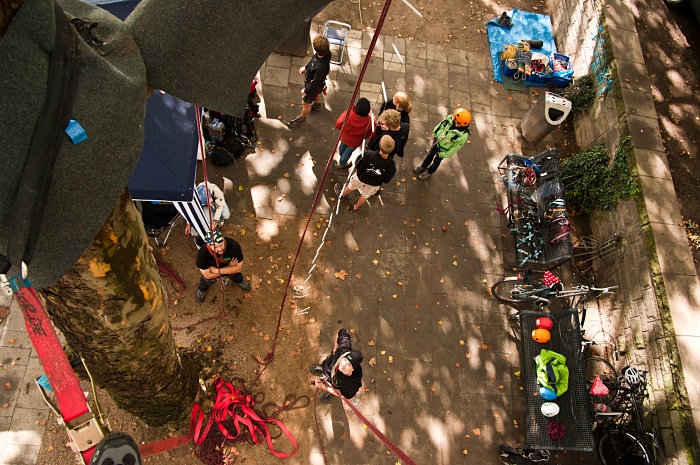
[560,75,596,114]
[561,137,639,215]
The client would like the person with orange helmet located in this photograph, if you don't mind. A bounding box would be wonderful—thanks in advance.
[414,108,472,180]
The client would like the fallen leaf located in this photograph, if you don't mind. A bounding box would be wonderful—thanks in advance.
[397,281,404,286]
[369,357,377,367]
[463,450,468,455]
[438,320,443,325]
[356,273,361,279]
[440,278,445,283]
[4,383,11,390]
[8,339,16,345]
[459,340,465,346]
[283,172,290,178]
[335,270,349,280]
[392,294,398,299]
[465,353,471,359]
[388,356,394,363]
[473,428,481,436]
[452,261,458,266]
[372,259,379,265]
[385,271,391,276]
[368,340,376,346]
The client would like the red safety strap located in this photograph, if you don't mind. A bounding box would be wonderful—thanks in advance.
[192,377,298,458]
[11,277,97,464]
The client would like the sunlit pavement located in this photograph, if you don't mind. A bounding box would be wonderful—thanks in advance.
[242,23,572,465]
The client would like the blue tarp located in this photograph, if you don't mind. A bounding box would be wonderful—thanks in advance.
[486,9,557,83]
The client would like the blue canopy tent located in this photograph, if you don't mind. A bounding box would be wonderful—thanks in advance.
[127,91,211,240]
[128,91,198,203]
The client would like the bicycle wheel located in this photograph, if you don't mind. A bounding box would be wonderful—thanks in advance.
[491,279,533,304]
[599,430,651,465]
[586,356,620,406]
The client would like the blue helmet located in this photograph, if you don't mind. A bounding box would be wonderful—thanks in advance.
[540,386,558,401]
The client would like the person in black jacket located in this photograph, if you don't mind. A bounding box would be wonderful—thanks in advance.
[379,91,412,124]
[367,109,409,159]
[310,328,364,402]
[287,36,331,128]
[333,135,396,213]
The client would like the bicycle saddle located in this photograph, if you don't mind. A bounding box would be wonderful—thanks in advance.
[589,376,610,397]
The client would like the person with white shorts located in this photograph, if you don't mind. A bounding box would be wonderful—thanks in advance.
[334,135,396,213]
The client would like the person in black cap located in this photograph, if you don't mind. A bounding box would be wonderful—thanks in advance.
[195,230,250,303]
[310,328,364,402]
[333,97,373,170]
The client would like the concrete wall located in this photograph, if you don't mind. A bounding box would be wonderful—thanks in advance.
[548,0,700,463]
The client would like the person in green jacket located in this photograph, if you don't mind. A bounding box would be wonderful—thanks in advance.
[414,108,472,180]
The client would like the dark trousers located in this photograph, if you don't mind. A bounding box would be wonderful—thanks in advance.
[198,273,243,292]
[420,144,444,174]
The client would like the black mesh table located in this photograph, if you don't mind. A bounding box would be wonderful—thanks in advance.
[519,309,594,451]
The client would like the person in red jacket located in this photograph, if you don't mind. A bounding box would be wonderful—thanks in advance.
[334,98,373,170]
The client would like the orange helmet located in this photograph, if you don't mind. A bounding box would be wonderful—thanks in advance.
[532,328,551,343]
[454,108,472,127]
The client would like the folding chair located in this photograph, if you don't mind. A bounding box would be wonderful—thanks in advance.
[139,201,182,247]
[323,21,351,65]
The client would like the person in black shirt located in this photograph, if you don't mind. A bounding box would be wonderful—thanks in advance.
[195,230,251,303]
[333,135,396,213]
[310,328,364,402]
[287,36,331,128]
[367,109,409,159]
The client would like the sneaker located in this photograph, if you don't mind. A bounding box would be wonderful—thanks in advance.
[236,279,251,291]
[333,160,352,170]
[320,392,333,403]
[333,183,344,198]
[196,290,206,304]
[312,102,322,111]
[418,171,432,180]
[309,364,323,376]
[348,204,357,214]
[414,164,427,174]
[286,116,306,127]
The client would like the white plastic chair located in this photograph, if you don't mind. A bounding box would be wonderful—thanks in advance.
[323,20,351,65]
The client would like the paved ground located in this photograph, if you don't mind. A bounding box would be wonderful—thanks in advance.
[250,23,601,464]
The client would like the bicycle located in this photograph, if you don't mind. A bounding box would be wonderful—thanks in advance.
[583,338,620,407]
[594,366,664,465]
[490,269,618,326]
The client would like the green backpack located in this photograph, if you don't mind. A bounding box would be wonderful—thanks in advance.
[535,349,569,396]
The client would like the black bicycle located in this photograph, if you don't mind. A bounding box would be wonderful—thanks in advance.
[583,338,620,407]
[491,269,617,326]
[595,366,663,465]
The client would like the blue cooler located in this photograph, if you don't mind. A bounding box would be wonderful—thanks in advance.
[550,53,573,88]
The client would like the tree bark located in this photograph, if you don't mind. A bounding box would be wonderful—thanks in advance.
[42,189,199,426]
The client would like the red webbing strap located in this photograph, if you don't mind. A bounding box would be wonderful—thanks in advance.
[13,282,94,463]
[138,403,199,457]
[340,395,418,465]
[192,378,298,458]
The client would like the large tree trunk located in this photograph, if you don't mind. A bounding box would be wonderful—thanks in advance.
[42,189,199,426]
